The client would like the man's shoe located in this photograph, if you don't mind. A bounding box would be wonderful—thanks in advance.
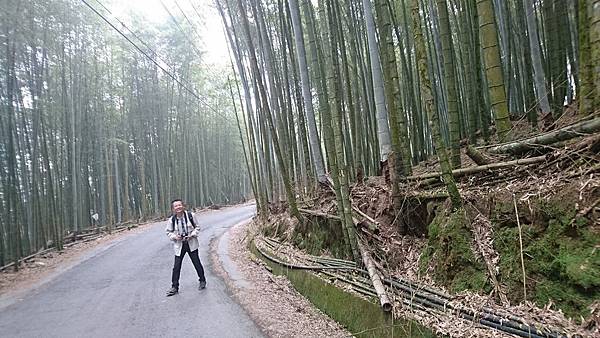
[166,287,178,297]
[198,281,206,290]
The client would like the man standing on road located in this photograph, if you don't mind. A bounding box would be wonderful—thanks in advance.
[166,199,207,296]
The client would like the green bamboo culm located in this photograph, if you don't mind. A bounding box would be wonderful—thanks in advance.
[476,0,512,140]
[324,0,360,261]
[436,0,461,168]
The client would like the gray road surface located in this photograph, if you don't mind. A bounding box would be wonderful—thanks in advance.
[0,204,263,338]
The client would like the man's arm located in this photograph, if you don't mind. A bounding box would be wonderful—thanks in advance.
[189,212,200,238]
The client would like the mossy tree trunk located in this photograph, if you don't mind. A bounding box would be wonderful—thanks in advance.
[374,0,413,233]
[579,0,594,115]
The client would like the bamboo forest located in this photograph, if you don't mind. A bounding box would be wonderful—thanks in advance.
[1,0,599,337]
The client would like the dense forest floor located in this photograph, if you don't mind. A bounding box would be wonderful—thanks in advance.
[258,112,600,337]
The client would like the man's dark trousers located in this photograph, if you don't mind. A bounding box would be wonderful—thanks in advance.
[171,241,206,289]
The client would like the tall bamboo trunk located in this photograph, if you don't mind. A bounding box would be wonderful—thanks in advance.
[412,0,462,209]
[436,0,462,168]
[476,0,512,140]
[289,0,326,183]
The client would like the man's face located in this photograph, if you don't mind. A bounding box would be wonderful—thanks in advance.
[172,201,184,214]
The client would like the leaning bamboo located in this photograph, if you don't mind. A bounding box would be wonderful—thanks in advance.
[404,155,547,181]
[487,117,600,154]
[356,240,392,312]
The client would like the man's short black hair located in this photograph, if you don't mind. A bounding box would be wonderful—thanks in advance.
[171,199,183,208]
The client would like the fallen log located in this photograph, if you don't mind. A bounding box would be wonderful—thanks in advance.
[486,117,600,154]
[466,145,491,165]
[356,240,392,312]
[405,155,547,181]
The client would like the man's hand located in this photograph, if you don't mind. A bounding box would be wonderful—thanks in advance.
[174,234,183,241]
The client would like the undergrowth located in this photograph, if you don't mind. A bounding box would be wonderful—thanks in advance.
[419,208,489,293]
[494,200,599,318]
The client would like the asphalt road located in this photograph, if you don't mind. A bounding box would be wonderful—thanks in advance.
[0,204,263,338]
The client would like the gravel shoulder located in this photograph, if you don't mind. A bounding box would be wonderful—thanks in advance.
[210,219,351,338]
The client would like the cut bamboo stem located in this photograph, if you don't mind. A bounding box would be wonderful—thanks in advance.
[356,240,392,312]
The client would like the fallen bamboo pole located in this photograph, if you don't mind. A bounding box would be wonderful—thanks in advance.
[404,155,547,181]
[356,240,392,312]
[486,117,600,154]
[256,236,567,337]
[1,222,141,272]
[0,247,55,272]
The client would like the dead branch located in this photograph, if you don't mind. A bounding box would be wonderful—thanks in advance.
[578,197,600,218]
[405,192,449,200]
[352,205,380,230]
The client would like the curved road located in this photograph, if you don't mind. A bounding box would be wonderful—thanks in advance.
[0,204,263,338]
